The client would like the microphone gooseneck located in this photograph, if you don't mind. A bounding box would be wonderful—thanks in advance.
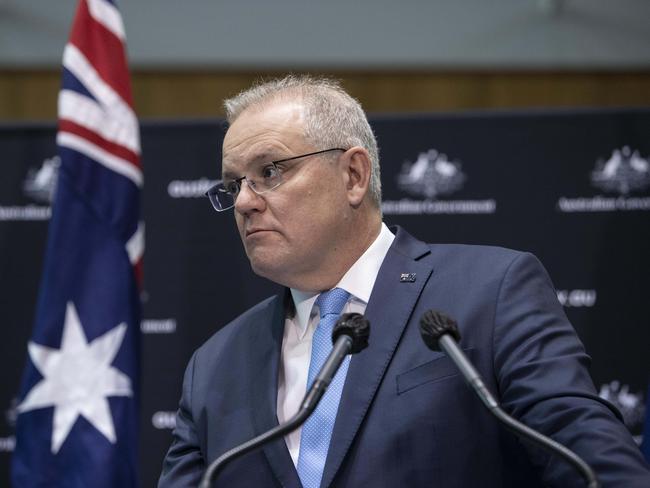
[419,309,599,488]
[199,313,370,488]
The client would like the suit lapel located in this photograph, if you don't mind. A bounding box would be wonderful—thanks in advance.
[249,292,302,488]
[320,227,434,488]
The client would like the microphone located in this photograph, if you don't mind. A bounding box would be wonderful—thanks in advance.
[199,312,370,488]
[419,310,600,488]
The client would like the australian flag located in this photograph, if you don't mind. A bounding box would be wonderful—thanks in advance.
[12,0,142,486]
[641,381,650,463]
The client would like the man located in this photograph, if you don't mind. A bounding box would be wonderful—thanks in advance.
[159,76,650,487]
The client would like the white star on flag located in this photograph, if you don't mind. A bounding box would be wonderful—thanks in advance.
[17,301,133,453]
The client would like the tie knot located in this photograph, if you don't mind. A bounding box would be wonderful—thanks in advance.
[315,288,350,318]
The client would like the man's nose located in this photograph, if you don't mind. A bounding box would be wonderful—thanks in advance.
[234,179,265,215]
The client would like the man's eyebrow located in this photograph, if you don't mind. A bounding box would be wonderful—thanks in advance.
[221,151,282,179]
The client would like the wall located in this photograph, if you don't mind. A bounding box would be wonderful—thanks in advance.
[2,70,650,121]
[1,0,649,69]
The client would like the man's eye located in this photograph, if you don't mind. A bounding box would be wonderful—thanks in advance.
[261,165,280,179]
[224,181,240,195]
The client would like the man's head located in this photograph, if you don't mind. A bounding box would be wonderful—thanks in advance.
[221,75,382,291]
[224,76,381,206]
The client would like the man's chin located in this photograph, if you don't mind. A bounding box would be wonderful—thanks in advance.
[249,258,283,282]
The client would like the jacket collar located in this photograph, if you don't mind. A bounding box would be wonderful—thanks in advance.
[250,226,434,488]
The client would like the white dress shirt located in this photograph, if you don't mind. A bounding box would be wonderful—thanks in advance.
[276,223,395,466]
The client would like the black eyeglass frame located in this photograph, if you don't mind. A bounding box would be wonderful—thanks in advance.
[205,147,347,212]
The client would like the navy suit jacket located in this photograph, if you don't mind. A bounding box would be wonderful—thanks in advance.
[159,227,650,487]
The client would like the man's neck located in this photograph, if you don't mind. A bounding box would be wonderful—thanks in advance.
[287,215,383,292]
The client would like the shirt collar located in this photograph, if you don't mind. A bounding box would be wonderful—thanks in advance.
[290,222,395,331]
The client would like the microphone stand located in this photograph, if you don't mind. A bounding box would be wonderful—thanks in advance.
[199,403,312,488]
[438,334,599,488]
[199,311,370,488]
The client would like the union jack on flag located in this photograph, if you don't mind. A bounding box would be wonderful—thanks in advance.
[12,0,142,486]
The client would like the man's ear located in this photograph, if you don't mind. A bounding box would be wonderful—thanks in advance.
[342,147,372,207]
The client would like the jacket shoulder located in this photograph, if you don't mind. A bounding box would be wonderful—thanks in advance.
[194,294,281,359]
[391,226,531,270]
[428,242,529,263]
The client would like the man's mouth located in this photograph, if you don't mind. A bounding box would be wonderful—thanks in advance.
[246,228,271,237]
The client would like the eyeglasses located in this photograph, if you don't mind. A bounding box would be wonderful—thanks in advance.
[205,148,346,212]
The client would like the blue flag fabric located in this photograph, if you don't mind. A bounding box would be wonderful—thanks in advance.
[12,1,142,486]
[641,381,650,463]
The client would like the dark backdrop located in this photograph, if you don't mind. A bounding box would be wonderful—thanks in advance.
[1,109,649,486]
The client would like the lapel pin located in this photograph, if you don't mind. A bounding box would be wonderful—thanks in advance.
[400,273,417,283]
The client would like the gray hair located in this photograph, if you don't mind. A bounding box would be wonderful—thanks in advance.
[224,75,382,207]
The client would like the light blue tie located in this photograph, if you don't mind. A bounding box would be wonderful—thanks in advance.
[297,288,351,488]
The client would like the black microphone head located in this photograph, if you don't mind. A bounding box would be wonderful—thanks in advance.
[332,313,370,354]
[419,310,461,351]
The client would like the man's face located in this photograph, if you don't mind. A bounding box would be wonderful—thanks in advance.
[221,100,352,290]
